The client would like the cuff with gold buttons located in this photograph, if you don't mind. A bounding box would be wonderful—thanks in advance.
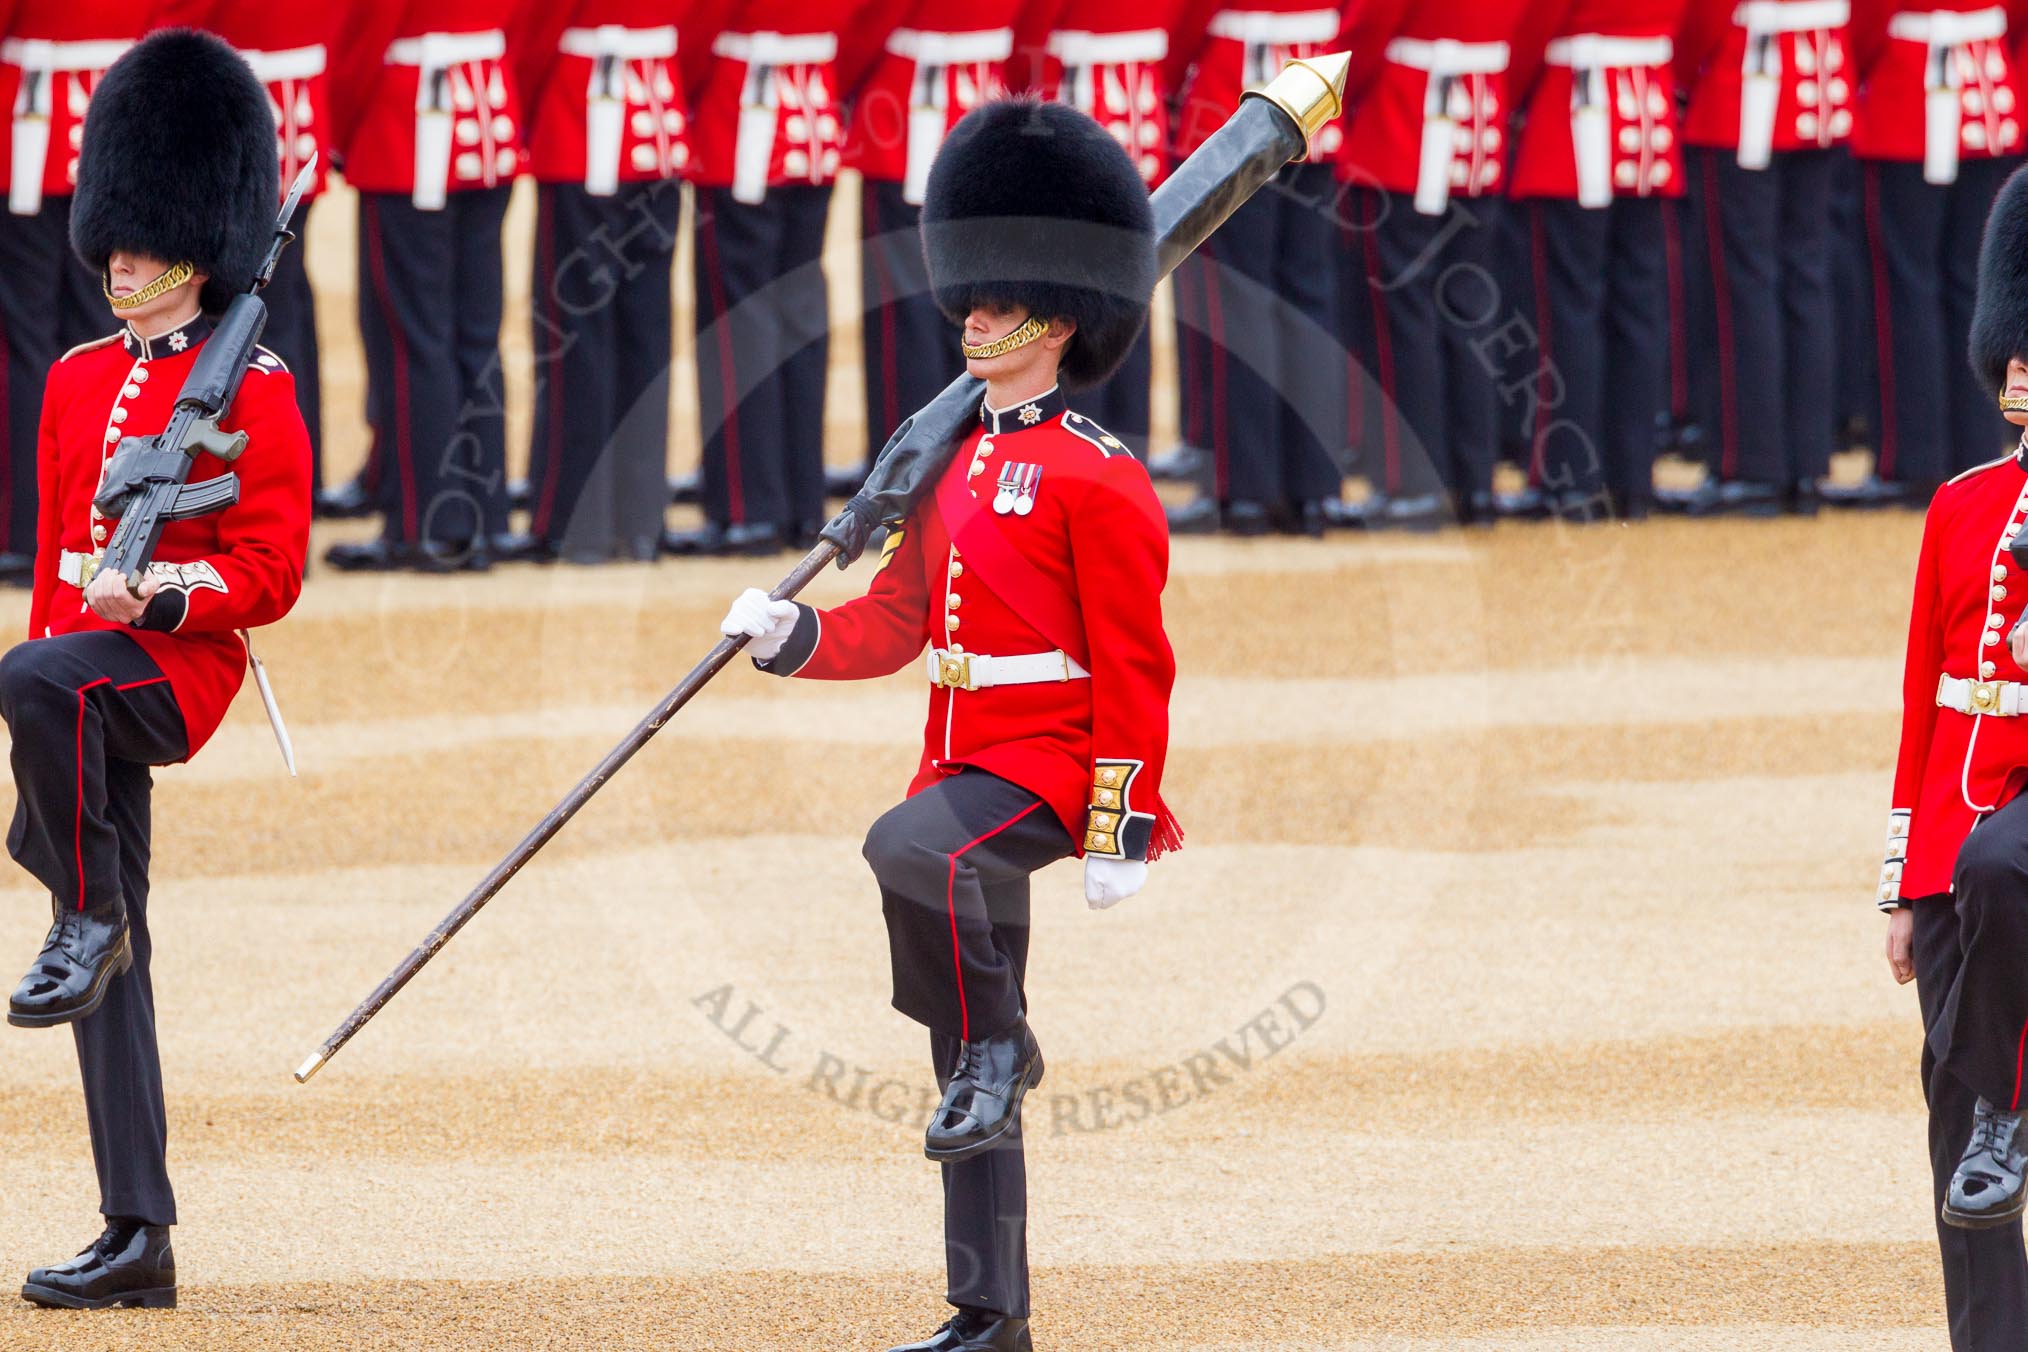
[1878,809,1911,911]
[1084,758,1155,861]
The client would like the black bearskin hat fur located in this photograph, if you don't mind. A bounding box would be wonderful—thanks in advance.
[71,29,280,315]
[921,99,1157,390]
[1973,165,2028,397]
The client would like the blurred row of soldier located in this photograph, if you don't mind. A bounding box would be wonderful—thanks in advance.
[0,0,2021,567]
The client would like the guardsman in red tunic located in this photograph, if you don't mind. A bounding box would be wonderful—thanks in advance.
[670,0,858,557]
[1014,0,1186,460]
[2,31,308,1309]
[1884,166,2028,1343]
[1846,0,2024,504]
[1162,0,1348,536]
[325,0,532,571]
[1333,0,1531,530]
[720,102,1174,1352]
[826,0,1020,498]
[193,3,341,503]
[1668,0,1856,515]
[515,0,727,562]
[0,1,158,583]
[1505,0,1688,521]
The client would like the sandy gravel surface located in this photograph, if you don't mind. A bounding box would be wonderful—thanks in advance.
[0,180,1958,1348]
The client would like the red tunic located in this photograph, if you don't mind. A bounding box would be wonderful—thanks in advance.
[1168,0,1348,160]
[1334,0,1531,208]
[1509,0,1689,202]
[519,0,729,187]
[1678,0,1856,158]
[328,0,530,202]
[193,3,342,199]
[838,0,1021,199]
[0,0,159,212]
[1885,447,2028,905]
[685,0,854,196]
[28,316,312,758]
[1017,0,1188,188]
[762,391,1179,861]
[1849,0,2023,169]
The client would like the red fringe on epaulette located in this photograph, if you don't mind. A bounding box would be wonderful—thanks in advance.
[1148,795,1184,861]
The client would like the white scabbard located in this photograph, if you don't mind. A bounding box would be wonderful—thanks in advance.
[9,72,47,217]
[247,645,297,777]
[1572,96,1613,208]
[1924,84,1963,185]
[585,91,625,197]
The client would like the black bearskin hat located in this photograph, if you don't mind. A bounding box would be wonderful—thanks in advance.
[1973,165,2028,397]
[921,99,1157,390]
[71,29,280,315]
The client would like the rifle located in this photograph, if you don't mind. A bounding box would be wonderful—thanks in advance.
[90,156,318,591]
[293,57,1348,1084]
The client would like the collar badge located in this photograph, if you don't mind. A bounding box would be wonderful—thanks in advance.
[1018,403,1042,426]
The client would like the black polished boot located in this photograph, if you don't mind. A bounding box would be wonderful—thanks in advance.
[662,521,783,557]
[887,1310,1032,1352]
[324,538,492,574]
[313,477,376,519]
[1369,492,1449,532]
[1145,444,1205,482]
[1164,498,1220,536]
[824,463,870,499]
[0,551,35,587]
[925,1019,1042,1163]
[8,905,131,1028]
[1944,1098,2028,1229]
[1818,474,1908,510]
[668,472,701,506]
[21,1221,175,1309]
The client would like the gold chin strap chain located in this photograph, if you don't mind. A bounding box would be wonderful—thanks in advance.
[962,315,1048,360]
[103,260,195,311]
[2001,393,2028,415]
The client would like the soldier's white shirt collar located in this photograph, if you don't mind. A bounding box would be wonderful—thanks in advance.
[122,312,212,362]
[979,385,1068,435]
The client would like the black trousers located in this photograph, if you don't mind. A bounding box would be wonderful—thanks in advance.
[860,179,962,467]
[0,632,187,1229]
[1915,852,2028,1347]
[1073,324,1153,459]
[1863,155,2018,489]
[1351,188,1503,502]
[527,180,683,560]
[863,769,1074,1320]
[262,196,325,488]
[693,184,831,533]
[1526,197,1669,514]
[357,186,512,546]
[1183,163,1343,509]
[0,199,105,554]
[1829,149,1876,447]
[1686,147,1836,487]
[1173,251,1214,458]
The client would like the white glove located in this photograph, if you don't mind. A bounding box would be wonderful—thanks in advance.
[719,587,800,661]
[1084,856,1148,910]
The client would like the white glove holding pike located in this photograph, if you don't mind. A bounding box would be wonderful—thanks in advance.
[720,588,800,661]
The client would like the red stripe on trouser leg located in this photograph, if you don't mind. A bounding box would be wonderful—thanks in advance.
[1702,153,1741,480]
[1662,197,1688,419]
[944,801,1045,1044]
[1862,163,1899,480]
[72,678,110,911]
[2013,1015,2028,1111]
[1361,192,1401,493]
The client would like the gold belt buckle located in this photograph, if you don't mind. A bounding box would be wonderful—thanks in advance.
[936,652,975,691]
[1971,679,2005,714]
[76,554,99,588]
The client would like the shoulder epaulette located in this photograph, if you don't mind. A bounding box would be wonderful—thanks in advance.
[247,345,289,375]
[1060,411,1127,458]
[1948,453,2016,486]
[58,333,122,363]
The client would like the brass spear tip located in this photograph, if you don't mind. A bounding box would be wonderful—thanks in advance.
[1250,51,1352,147]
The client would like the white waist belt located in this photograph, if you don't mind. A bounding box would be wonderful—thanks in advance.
[1206,8,1341,45]
[887,28,1014,65]
[57,550,100,589]
[1939,673,2028,716]
[1386,37,1511,76]
[1546,34,1674,69]
[386,30,506,66]
[0,37,132,72]
[1049,28,1169,65]
[1888,6,2006,46]
[1734,0,1852,33]
[927,647,1090,692]
[713,31,838,65]
[241,44,327,82]
[561,25,678,60]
